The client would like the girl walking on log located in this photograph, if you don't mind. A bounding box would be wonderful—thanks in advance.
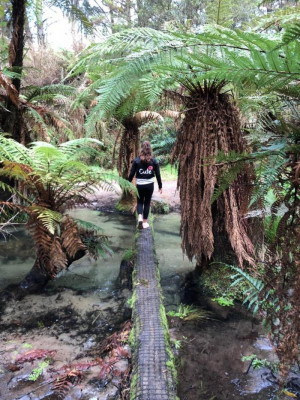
[128,141,162,229]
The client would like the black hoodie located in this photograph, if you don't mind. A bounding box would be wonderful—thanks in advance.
[128,157,162,189]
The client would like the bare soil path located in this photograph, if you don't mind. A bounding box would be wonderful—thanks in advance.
[88,180,180,213]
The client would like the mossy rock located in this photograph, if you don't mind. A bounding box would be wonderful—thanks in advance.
[151,200,170,214]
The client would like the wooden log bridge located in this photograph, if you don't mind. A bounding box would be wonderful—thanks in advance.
[130,226,177,400]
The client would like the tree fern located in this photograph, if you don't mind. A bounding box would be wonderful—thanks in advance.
[0,136,136,278]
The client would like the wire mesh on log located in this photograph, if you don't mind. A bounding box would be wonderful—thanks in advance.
[131,228,176,400]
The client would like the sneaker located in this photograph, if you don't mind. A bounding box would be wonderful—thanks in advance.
[142,222,150,229]
[138,215,143,230]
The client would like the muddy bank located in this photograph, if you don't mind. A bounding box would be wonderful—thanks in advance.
[169,309,300,400]
[0,286,132,400]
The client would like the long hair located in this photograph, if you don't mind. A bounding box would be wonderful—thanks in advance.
[140,141,153,163]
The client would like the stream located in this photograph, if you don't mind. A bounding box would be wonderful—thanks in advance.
[0,210,298,400]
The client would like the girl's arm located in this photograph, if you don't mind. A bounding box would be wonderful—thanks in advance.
[128,159,137,182]
[153,160,162,190]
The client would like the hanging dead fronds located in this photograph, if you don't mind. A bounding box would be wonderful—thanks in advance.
[171,80,255,268]
[61,215,87,260]
[0,70,21,107]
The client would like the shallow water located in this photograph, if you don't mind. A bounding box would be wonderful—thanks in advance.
[0,210,192,291]
[0,210,296,400]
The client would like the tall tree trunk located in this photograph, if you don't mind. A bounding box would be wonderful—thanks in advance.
[2,0,27,144]
[125,0,132,26]
[9,0,26,92]
[136,0,145,27]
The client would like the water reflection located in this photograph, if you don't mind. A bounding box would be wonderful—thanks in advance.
[0,210,191,291]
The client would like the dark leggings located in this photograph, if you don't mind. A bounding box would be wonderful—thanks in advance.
[137,183,154,219]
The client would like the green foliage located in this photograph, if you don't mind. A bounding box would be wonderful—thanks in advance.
[281,21,300,45]
[0,137,135,232]
[122,248,135,261]
[200,263,249,303]
[151,129,178,166]
[211,160,244,204]
[160,164,178,180]
[229,264,265,314]
[78,24,300,115]
[171,338,182,349]
[206,0,235,27]
[151,200,170,214]
[264,215,281,244]
[28,360,49,381]
[45,0,93,34]
[212,296,234,307]
[241,354,279,373]
[167,304,211,320]
[23,343,33,349]
[127,291,137,308]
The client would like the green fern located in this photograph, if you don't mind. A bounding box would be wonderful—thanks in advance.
[72,25,300,117]
[0,136,136,233]
[211,161,244,204]
[282,21,300,45]
[30,207,63,235]
[206,0,234,27]
[229,265,265,313]
[47,0,93,34]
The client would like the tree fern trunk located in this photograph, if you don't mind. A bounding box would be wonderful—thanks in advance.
[171,81,255,270]
[19,216,87,293]
[9,0,26,92]
[19,248,86,293]
[117,119,140,210]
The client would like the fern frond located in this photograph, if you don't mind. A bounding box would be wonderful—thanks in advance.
[282,21,300,45]
[24,84,75,102]
[0,135,33,164]
[26,107,54,140]
[74,219,104,234]
[30,206,63,235]
[230,265,264,291]
[212,162,244,203]
[228,264,265,313]
[46,0,93,34]
[252,6,300,32]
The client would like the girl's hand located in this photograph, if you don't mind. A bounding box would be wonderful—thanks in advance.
[159,188,162,194]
